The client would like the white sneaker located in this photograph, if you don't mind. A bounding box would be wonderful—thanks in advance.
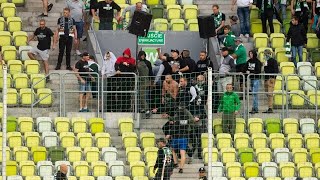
[76,50,81,55]
[245,34,250,38]
[240,34,244,38]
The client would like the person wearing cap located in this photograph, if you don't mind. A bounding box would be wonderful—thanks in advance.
[222,25,236,54]
[198,167,207,180]
[74,52,91,112]
[231,0,252,37]
[229,15,241,37]
[245,50,262,114]
[232,37,247,90]
[211,4,226,36]
[263,49,279,113]
[257,0,275,34]
[195,51,213,75]
[162,49,189,74]
[154,138,173,180]
[218,47,236,93]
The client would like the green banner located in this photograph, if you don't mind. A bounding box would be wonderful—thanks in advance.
[138,31,165,45]
[142,47,159,65]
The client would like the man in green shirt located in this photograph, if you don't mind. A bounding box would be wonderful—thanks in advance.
[232,37,247,91]
[223,25,236,54]
[218,84,241,136]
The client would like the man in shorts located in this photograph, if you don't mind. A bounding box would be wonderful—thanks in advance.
[74,52,91,112]
[28,19,55,80]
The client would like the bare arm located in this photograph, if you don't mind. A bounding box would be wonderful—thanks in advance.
[156,48,164,60]
[73,25,78,39]
[216,20,225,32]
[172,83,179,99]
[28,34,35,43]
[179,66,189,72]
[162,81,166,96]
[291,0,295,14]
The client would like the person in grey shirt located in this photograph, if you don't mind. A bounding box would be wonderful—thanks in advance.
[217,47,236,92]
[66,0,85,55]
[121,2,149,28]
[229,15,241,37]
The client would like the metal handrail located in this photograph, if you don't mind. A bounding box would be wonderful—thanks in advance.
[89,20,104,65]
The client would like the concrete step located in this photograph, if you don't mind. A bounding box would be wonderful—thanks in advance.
[171,164,204,179]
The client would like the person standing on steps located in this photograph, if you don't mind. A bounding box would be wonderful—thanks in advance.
[231,0,252,38]
[39,0,53,17]
[93,0,121,30]
[257,0,275,34]
[28,19,55,81]
[54,7,77,71]
[154,138,174,180]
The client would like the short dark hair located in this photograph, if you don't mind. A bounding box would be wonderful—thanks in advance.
[221,47,229,52]
[292,16,299,21]
[64,7,70,12]
[224,25,231,30]
[200,50,207,54]
[212,4,219,9]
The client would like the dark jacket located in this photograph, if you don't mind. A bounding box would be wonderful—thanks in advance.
[196,58,213,73]
[287,23,307,46]
[264,57,279,79]
[256,0,274,10]
[154,146,173,170]
[184,57,197,73]
[55,171,67,180]
[245,57,262,80]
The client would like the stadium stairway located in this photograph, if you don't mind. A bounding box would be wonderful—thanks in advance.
[195,0,236,18]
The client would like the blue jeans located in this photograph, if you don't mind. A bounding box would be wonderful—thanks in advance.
[237,6,250,35]
[99,18,113,30]
[75,21,84,38]
[312,14,319,31]
[291,45,303,67]
[251,79,260,111]
[280,4,287,20]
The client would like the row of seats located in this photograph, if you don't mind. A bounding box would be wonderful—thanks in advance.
[0,175,151,180]
[273,89,320,107]
[0,16,22,32]
[1,60,41,75]
[1,46,32,62]
[0,73,46,89]
[257,47,308,63]
[0,31,28,47]
[113,0,194,6]
[0,3,16,18]
[5,88,52,106]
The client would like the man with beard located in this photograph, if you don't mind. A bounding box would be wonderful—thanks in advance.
[196,51,213,75]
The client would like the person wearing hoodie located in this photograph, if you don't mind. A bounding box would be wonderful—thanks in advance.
[222,25,236,54]
[245,50,262,114]
[263,49,279,113]
[286,16,307,67]
[115,48,136,112]
[195,51,213,75]
[88,55,100,99]
[137,50,153,117]
[218,47,236,93]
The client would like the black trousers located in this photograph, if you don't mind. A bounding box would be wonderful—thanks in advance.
[154,168,172,180]
[189,126,203,157]
[57,36,73,67]
[295,10,309,32]
[261,8,274,33]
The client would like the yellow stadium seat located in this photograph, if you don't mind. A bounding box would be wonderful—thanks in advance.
[2,46,17,61]
[286,76,300,91]
[273,90,287,106]
[307,33,319,48]
[270,33,285,48]
[230,178,246,180]
[283,118,298,135]
[109,160,125,177]
[251,19,263,34]
[166,5,181,20]
[287,133,303,150]
[147,162,156,179]
[213,118,223,135]
[133,176,148,180]
[13,73,28,89]
[79,176,94,180]
[201,133,213,149]
[25,131,40,148]
[24,60,40,75]
[115,176,130,180]
[13,31,27,49]
[202,147,218,164]
[8,60,22,74]
[258,47,273,63]
[244,162,259,178]
[272,19,281,33]
[18,116,33,133]
[130,161,145,177]
[262,162,278,178]
[25,176,40,180]
[14,146,29,162]
[307,90,320,106]
[274,76,282,90]
[221,148,236,164]
[290,90,305,107]
[0,73,12,89]
[0,147,11,162]
[280,62,295,75]
[248,118,263,134]
[154,18,168,31]
[217,133,232,149]
[11,0,25,5]
[305,133,320,149]
[269,133,285,149]
[6,17,21,33]
[187,19,198,31]
[0,31,11,46]
[140,132,155,148]
[315,162,320,178]
[297,162,313,178]
[7,88,18,105]
[20,88,35,105]
[170,18,185,31]
[60,132,75,148]
[146,0,160,5]
[77,133,93,148]
[144,147,158,163]
[1,3,16,18]
[114,0,126,4]
[71,117,87,133]
[92,161,107,177]
[183,5,197,20]
[89,117,104,134]
[311,148,320,164]
[6,161,18,176]
[226,162,242,178]
[292,148,308,164]
[315,62,320,78]
[102,147,117,163]
[118,117,134,134]
[68,176,77,180]
[37,88,52,106]
[84,147,100,163]
[54,117,70,133]
[74,161,89,177]
[30,74,46,89]
[66,146,82,163]
[163,0,176,5]
[31,146,46,163]
[126,147,142,164]
[20,161,35,176]
[95,132,111,148]
[250,6,259,20]
[256,148,271,164]
[8,131,22,148]
[252,133,267,149]
[0,17,5,31]
[234,133,249,149]
[235,118,245,133]
[253,33,268,48]
[275,48,289,63]
[297,62,312,76]
[130,0,140,4]
[122,132,138,148]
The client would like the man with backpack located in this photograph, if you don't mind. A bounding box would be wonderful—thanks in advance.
[154,138,174,180]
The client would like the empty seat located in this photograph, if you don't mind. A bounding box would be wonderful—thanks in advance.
[0,73,12,89]
[130,161,145,177]
[213,118,223,135]
[25,132,40,147]
[79,177,94,180]
[18,46,32,60]
[25,176,41,180]
[170,18,185,31]
[118,117,133,134]
[274,76,283,90]
[280,62,295,75]
[2,46,17,61]
[238,148,254,164]
[150,5,164,19]
[202,148,218,164]
[60,132,75,148]
[274,148,290,163]
[187,18,198,31]
[95,132,111,148]
[248,118,263,134]
[0,17,5,31]
[287,133,303,150]
[265,118,281,134]
[300,118,315,134]
[24,59,40,75]
[37,88,53,106]
[31,146,46,163]
[315,162,320,178]
[234,133,249,149]
[279,162,295,178]
[183,5,197,20]
[297,62,312,76]
[89,117,104,134]
[91,161,107,177]
[109,160,125,177]
[166,5,181,20]
[287,76,300,91]
[42,132,58,148]
[0,31,12,46]
[126,147,142,164]
[7,88,18,105]
[0,147,11,162]
[290,90,305,107]
[84,147,100,163]
[253,33,268,48]
[36,117,52,133]
[97,176,113,180]
[304,133,320,149]
[307,33,319,48]
[54,117,70,133]
[297,162,313,178]
[77,133,93,148]
[270,33,285,48]
[115,176,130,180]
[71,117,87,133]
[226,162,242,178]
[163,0,176,5]
[19,161,35,176]
[144,147,158,163]
[133,177,148,180]
[221,148,236,164]
[262,162,278,178]
[140,132,155,148]
[269,133,285,149]
[244,162,260,178]
[307,90,320,106]
[211,162,224,177]
[1,3,16,18]
[8,131,22,148]
[6,161,18,176]
[48,147,65,163]
[154,18,168,31]
[302,76,317,91]
[30,74,46,89]
[13,73,28,89]
[66,146,82,162]
[201,133,214,149]
[216,133,232,149]
[292,148,308,164]
[13,31,27,46]
[18,116,33,133]
[102,147,118,163]
[7,176,22,180]
[8,60,22,74]
[14,146,29,162]
[73,161,89,177]
[315,62,320,78]
[37,161,53,177]
[252,133,267,149]
[20,88,35,105]
[122,132,138,148]
[146,0,160,5]
[283,118,299,135]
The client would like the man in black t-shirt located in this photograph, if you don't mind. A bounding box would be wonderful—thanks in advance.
[93,0,121,30]
[55,164,68,180]
[168,49,189,80]
[28,19,55,78]
[74,52,91,112]
[196,51,213,75]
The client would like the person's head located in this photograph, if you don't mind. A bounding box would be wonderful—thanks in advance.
[89,55,95,62]
[165,75,173,83]
[198,167,206,177]
[264,49,273,60]
[136,2,143,11]
[39,19,46,29]
[234,37,242,45]
[157,138,167,148]
[223,25,231,35]
[138,50,146,60]
[229,15,238,24]
[60,164,68,174]
[162,53,169,61]
[81,52,90,61]
[221,47,229,57]
[249,50,257,59]
[171,49,179,59]
[226,83,233,92]
[291,16,299,25]
[212,4,219,15]
[197,75,205,84]
[199,51,207,61]
[63,7,70,17]
[179,77,188,88]
[123,48,131,58]
[182,49,190,58]
[105,0,112,3]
